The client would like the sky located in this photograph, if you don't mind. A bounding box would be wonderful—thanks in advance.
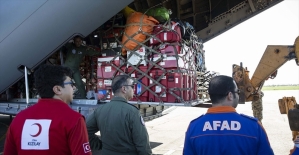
[204,0,299,85]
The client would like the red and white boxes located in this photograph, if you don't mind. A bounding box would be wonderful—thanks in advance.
[127,47,147,66]
[151,43,188,69]
[128,66,149,102]
[97,56,121,100]
[97,56,121,79]
[149,21,182,45]
[152,55,186,69]
[95,19,203,104]
[157,43,182,55]
[148,69,189,103]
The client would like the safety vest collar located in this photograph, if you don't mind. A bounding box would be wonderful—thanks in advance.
[207,106,236,114]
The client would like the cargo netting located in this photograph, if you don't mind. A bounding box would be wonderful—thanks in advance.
[91,11,217,106]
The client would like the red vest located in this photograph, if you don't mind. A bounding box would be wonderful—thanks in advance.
[4,99,91,155]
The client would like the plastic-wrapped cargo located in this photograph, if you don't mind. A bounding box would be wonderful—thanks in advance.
[121,12,159,55]
[145,7,170,23]
[96,11,210,106]
[149,21,181,45]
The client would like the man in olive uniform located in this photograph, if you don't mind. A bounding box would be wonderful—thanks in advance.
[63,35,100,98]
[86,75,152,155]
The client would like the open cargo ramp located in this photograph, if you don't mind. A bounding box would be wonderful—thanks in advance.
[0,0,133,94]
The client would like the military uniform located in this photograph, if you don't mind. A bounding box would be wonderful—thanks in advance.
[86,97,152,155]
[63,43,100,98]
[252,98,263,122]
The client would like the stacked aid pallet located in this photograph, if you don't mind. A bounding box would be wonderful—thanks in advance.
[96,13,125,100]
[144,21,204,103]
[95,13,206,104]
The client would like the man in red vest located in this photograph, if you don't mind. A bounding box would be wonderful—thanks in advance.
[4,64,91,155]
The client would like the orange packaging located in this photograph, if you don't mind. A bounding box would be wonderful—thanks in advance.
[121,12,159,55]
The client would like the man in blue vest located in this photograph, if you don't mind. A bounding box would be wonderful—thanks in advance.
[290,136,299,155]
[183,75,274,155]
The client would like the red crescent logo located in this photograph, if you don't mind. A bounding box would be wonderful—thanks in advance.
[30,123,42,137]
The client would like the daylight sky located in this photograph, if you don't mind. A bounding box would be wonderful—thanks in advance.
[204,0,299,85]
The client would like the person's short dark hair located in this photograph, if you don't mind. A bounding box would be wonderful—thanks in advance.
[34,64,73,98]
[73,35,83,40]
[112,75,131,94]
[208,75,236,104]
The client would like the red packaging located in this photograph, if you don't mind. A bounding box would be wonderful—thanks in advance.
[188,73,193,100]
[149,69,189,103]
[149,69,168,102]
[151,43,188,69]
[153,55,187,69]
[158,43,182,55]
[97,56,121,79]
[149,22,182,45]
[128,66,149,102]
[97,79,113,89]
[167,71,185,103]
[97,64,118,79]
[183,72,189,101]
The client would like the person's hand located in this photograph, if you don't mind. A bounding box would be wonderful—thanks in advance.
[86,46,95,51]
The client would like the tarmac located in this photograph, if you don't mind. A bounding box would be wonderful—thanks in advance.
[0,90,298,155]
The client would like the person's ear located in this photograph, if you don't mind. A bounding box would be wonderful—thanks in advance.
[120,86,126,93]
[227,92,233,101]
[53,86,62,95]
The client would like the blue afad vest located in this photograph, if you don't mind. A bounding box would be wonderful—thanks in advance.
[292,144,299,155]
[183,112,274,155]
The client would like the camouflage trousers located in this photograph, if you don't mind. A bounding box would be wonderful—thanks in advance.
[252,98,263,122]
